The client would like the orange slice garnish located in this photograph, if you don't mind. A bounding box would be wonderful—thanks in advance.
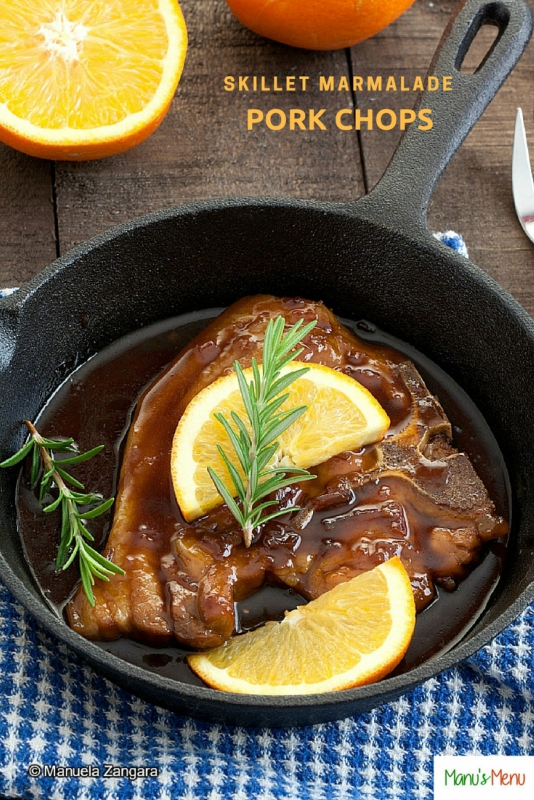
[188,557,416,694]
[171,361,390,522]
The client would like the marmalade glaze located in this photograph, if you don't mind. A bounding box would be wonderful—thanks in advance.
[61,297,507,648]
[18,296,509,679]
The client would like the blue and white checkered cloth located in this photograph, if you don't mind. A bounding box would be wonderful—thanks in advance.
[1,233,532,800]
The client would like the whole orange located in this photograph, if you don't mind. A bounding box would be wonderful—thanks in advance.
[225,0,416,50]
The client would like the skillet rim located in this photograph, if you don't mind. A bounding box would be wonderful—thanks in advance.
[1,195,534,723]
[2,193,533,321]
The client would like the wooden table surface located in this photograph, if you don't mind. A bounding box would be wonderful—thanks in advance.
[1,0,534,316]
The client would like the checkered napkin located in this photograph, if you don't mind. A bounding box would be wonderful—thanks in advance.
[1,234,533,800]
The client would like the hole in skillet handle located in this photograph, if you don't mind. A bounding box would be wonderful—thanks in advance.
[456,2,509,73]
[459,20,500,73]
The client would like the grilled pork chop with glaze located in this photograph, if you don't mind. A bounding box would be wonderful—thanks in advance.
[66,296,508,648]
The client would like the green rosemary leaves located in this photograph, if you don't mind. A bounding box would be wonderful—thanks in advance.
[0,420,123,605]
[208,316,317,547]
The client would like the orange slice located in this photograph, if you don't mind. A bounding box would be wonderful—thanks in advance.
[171,361,390,521]
[0,0,188,160]
[187,556,416,694]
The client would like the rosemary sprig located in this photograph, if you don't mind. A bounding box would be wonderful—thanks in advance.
[0,420,124,606]
[208,316,317,547]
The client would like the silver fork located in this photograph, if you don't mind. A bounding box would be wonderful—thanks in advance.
[513,107,534,244]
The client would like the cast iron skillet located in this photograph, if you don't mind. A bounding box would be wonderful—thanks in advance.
[1,0,533,727]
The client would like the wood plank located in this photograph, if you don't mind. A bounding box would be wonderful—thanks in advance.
[55,0,364,253]
[0,146,56,288]
[350,2,450,190]
[353,0,534,317]
[428,2,534,318]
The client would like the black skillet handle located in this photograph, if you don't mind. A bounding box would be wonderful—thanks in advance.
[0,291,21,376]
[355,0,533,238]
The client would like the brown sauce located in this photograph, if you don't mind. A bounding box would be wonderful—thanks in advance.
[16,309,510,687]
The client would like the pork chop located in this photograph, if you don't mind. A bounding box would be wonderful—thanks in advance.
[66,296,507,647]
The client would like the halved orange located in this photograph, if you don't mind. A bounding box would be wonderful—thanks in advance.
[188,556,416,694]
[0,0,188,160]
[171,361,390,522]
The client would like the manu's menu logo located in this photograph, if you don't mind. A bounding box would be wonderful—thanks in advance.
[434,756,533,799]
[444,768,525,788]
